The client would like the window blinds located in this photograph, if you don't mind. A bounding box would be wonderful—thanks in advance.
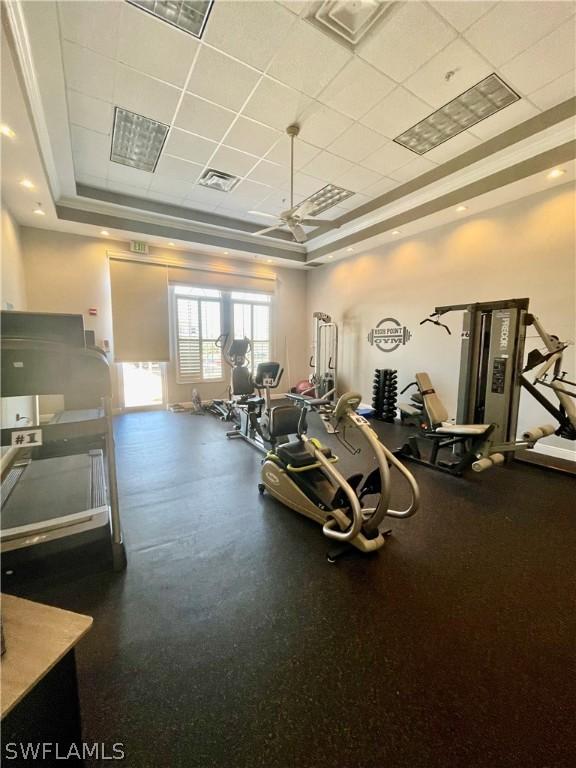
[109,259,170,362]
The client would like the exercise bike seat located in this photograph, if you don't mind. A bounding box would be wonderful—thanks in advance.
[277,440,333,469]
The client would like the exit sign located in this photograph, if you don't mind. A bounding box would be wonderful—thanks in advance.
[130,240,149,254]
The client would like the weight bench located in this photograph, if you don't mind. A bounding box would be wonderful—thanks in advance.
[395,373,495,476]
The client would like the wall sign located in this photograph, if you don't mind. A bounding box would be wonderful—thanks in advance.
[11,429,43,447]
[367,317,412,353]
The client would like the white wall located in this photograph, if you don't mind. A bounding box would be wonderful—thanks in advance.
[307,185,576,458]
[20,227,309,406]
[1,205,34,466]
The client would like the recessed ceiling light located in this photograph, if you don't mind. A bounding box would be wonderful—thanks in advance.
[20,179,35,189]
[1,124,16,139]
[346,247,354,252]
[198,168,240,193]
[392,230,400,235]
[33,203,45,216]
[328,254,334,259]
[101,230,109,236]
[223,251,229,255]
[300,184,354,216]
[127,0,214,39]
[168,242,175,247]
[547,168,566,180]
[456,205,468,212]
[111,107,168,173]
[395,74,520,155]
[266,259,272,264]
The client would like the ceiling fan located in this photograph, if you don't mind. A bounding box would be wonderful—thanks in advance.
[250,124,337,244]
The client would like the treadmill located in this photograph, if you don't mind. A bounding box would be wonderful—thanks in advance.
[1,311,126,573]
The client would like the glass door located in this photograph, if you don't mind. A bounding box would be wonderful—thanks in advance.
[121,362,165,409]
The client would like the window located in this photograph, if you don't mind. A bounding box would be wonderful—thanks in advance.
[232,292,271,372]
[174,286,222,382]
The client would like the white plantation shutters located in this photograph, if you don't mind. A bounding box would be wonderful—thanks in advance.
[175,288,222,382]
[232,292,271,372]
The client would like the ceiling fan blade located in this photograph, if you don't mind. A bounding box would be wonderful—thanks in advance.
[254,224,285,237]
[248,210,280,221]
[299,218,336,227]
[295,199,318,218]
[287,221,307,243]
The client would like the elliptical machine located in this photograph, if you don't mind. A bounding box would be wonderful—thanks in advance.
[259,391,420,561]
[226,362,301,453]
[207,335,254,422]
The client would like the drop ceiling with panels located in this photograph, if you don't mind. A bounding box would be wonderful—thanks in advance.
[5,0,576,261]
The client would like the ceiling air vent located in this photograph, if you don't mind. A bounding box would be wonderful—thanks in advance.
[307,0,396,51]
[301,184,354,215]
[127,0,214,38]
[198,169,240,193]
[395,73,521,155]
[111,108,168,172]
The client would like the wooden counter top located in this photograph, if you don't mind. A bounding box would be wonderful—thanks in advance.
[1,594,92,718]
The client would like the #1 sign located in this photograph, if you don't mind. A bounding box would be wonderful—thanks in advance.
[367,317,412,353]
[11,429,43,447]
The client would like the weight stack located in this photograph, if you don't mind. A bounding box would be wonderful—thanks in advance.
[372,369,398,422]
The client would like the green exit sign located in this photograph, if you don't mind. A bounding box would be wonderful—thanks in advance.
[130,240,149,254]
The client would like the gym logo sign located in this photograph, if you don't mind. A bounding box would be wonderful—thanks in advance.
[367,317,412,353]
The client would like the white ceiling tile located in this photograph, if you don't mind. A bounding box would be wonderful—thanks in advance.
[359,2,456,82]
[281,172,325,197]
[528,71,576,111]
[298,104,353,148]
[265,136,319,169]
[500,23,576,95]
[187,47,261,111]
[117,4,198,87]
[203,1,296,71]
[182,186,228,208]
[209,146,259,177]
[468,98,540,140]
[106,179,149,198]
[225,180,271,207]
[277,1,309,16]
[149,175,199,199]
[107,162,154,188]
[155,155,204,183]
[423,130,480,164]
[361,176,398,198]
[464,1,575,67]
[242,77,312,131]
[403,39,492,108]
[247,160,288,187]
[334,165,383,193]
[388,156,437,183]
[76,173,107,189]
[302,151,354,182]
[267,18,352,98]
[328,123,386,163]
[174,95,236,141]
[362,141,416,175]
[114,65,180,125]
[164,129,218,165]
[255,188,301,215]
[63,42,116,102]
[430,2,495,32]
[70,125,110,177]
[224,117,280,156]
[148,189,186,206]
[67,90,112,135]
[317,58,395,120]
[362,87,432,139]
[58,1,122,59]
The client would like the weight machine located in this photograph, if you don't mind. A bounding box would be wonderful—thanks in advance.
[397,298,575,474]
[293,312,339,401]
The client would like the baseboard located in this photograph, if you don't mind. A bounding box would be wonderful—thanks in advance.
[531,442,576,462]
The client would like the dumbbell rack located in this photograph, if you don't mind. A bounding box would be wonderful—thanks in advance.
[372,369,398,422]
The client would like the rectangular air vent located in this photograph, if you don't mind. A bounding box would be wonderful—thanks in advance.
[300,184,354,215]
[307,1,396,51]
[111,108,168,172]
[198,169,240,193]
[127,0,214,39]
[394,74,521,155]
